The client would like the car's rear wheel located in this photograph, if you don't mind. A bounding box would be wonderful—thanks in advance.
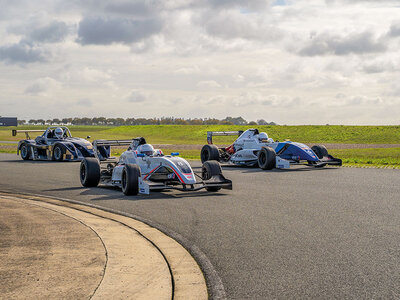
[80,158,100,187]
[311,145,328,159]
[257,147,276,170]
[201,144,220,163]
[202,160,222,192]
[122,164,141,195]
[20,143,30,160]
[53,144,65,161]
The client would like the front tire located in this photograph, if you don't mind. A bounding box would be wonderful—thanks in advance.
[201,144,220,163]
[311,145,328,159]
[122,164,141,195]
[257,147,276,170]
[20,143,30,160]
[202,161,222,192]
[53,144,65,161]
[80,158,100,187]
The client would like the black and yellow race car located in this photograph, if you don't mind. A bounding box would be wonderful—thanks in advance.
[13,126,107,162]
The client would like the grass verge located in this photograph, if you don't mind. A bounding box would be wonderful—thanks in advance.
[2,125,400,144]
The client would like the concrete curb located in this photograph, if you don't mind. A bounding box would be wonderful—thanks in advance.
[0,192,208,300]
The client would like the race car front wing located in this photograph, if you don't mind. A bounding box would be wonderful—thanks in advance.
[139,174,232,194]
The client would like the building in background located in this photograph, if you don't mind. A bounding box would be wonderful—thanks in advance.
[0,117,18,126]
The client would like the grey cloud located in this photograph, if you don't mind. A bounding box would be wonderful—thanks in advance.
[29,21,69,43]
[299,31,387,56]
[362,60,397,74]
[0,41,48,64]
[389,22,400,37]
[77,16,162,45]
[25,83,46,95]
[127,90,146,102]
[207,0,271,10]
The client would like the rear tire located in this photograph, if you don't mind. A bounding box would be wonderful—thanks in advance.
[20,143,30,160]
[80,158,100,187]
[201,144,220,163]
[53,144,65,161]
[202,161,222,192]
[122,164,141,195]
[311,145,328,159]
[257,147,276,170]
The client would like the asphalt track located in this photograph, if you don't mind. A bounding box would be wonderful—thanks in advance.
[1,152,400,299]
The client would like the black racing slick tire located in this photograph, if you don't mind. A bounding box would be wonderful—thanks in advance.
[53,144,65,161]
[20,143,30,160]
[202,160,222,192]
[257,147,276,170]
[311,145,329,159]
[201,144,220,163]
[121,164,141,196]
[80,158,100,187]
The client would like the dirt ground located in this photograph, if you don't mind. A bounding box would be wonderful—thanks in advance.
[0,198,106,299]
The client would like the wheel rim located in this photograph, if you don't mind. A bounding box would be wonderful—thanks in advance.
[54,147,61,160]
[122,170,127,190]
[202,167,209,180]
[80,164,86,181]
[21,146,28,158]
[259,152,266,165]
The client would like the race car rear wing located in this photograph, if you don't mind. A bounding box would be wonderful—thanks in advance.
[93,137,147,161]
[12,129,44,139]
[207,131,243,144]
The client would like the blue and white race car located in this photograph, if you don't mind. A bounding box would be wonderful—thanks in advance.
[201,128,342,169]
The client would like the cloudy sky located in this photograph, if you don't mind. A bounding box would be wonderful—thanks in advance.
[1,0,400,124]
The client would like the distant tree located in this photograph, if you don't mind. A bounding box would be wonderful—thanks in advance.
[257,119,268,125]
[28,119,37,125]
[223,116,247,125]
[219,120,234,125]
[52,118,61,125]
[115,118,125,126]
[106,118,117,125]
[175,118,189,125]
[248,121,257,125]
[71,118,81,125]
[46,119,52,125]
[18,120,26,125]
[37,119,45,125]
[203,118,220,125]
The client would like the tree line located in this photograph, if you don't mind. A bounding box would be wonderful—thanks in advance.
[18,116,277,126]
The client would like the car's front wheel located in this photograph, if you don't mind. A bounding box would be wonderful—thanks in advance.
[53,144,65,161]
[80,158,100,187]
[202,160,222,192]
[311,145,328,159]
[20,143,31,160]
[122,164,141,195]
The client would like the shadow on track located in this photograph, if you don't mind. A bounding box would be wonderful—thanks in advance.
[44,186,229,201]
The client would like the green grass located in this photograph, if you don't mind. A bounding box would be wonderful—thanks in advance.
[2,125,400,168]
[2,125,400,144]
[329,148,400,168]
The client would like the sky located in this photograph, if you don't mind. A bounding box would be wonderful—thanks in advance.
[0,0,400,125]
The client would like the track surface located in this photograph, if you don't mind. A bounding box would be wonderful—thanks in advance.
[1,153,400,299]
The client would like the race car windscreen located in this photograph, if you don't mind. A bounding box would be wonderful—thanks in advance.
[169,158,192,173]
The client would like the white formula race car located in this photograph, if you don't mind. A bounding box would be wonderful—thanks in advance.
[79,137,232,195]
[201,128,342,169]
